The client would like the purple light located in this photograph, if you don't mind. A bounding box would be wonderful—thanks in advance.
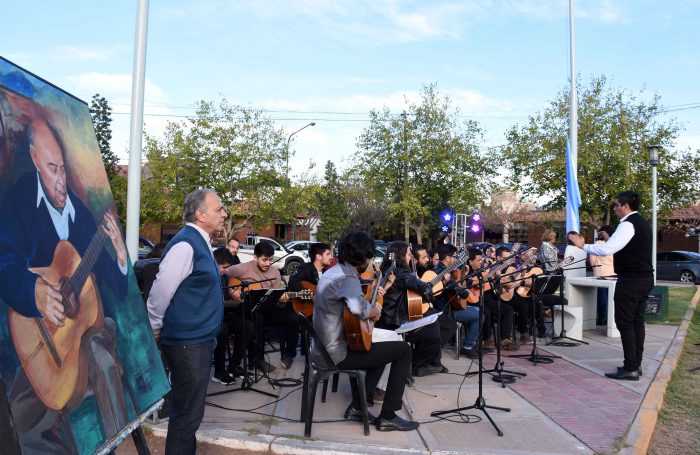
[470,223,481,233]
[472,212,481,222]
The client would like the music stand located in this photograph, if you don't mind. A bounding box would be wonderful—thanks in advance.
[547,273,589,347]
[431,273,511,436]
[208,280,280,398]
[511,274,561,365]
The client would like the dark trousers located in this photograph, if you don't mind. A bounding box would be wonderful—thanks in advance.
[214,310,254,372]
[404,320,442,368]
[254,303,299,360]
[484,293,515,340]
[614,276,654,372]
[597,287,609,324]
[432,308,457,347]
[504,294,530,334]
[161,339,216,455]
[337,341,411,415]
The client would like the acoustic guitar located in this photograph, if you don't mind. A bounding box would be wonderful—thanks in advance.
[419,250,469,296]
[345,253,396,352]
[226,276,313,310]
[8,222,111,411]
[292,281,316,317]
[516,256,574,298]
[497,248,538,301]
[406,253,429,321]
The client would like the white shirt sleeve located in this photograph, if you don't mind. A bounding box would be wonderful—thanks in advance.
[584,221,635,256]
[146,241,194,333]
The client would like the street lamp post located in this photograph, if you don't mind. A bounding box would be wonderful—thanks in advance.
[285,122,316,185]
[648,144,660,284]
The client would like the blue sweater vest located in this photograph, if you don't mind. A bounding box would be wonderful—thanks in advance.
[159,226,223,346]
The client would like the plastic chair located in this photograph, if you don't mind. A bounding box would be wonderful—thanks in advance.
[297,313,371,437]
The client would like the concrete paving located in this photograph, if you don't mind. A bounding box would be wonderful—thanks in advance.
[146,319,681,455]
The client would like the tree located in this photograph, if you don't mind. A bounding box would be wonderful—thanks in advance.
[89,94,118,179]
[354,83,492,243]
[141,99,288,237]
[501,75,700,226]
[316,161,350,243]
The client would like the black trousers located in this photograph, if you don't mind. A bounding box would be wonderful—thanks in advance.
[431,308,457,347]
[483,293,515,340]
[504,294,530,334]
[214,310,254,372]
[404,320,442,369]
[253,302,299,360]
[614,275,654,371]
[336,341,411,415]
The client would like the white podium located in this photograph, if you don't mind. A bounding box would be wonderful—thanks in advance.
[565,276,619,338]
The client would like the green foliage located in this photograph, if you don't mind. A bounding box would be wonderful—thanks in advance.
[501,75,700,226]
[316,161,350,243]
[89,94,118,179]
[354,83,492,243]
[141,99,288,235]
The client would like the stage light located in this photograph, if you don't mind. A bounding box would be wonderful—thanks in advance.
[441,211,453,223]
[441,224,451,233]
[471,212,481,222]
[470,223,481,233]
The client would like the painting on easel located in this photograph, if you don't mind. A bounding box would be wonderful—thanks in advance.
[0,56,169,454]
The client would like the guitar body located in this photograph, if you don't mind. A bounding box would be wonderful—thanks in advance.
[420,270,444,295]
[9,240,103,411]
[497,266,518,302]
[292,281,316,317]
[516,267,544,298]
[343,308,373,352]
[406,289,429,321]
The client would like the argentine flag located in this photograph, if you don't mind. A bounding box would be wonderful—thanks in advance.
[565,138,581,233]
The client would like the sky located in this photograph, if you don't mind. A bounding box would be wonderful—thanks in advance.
[3,0,700,181]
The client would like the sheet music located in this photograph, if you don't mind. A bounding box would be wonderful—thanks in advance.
[395,312,441,334]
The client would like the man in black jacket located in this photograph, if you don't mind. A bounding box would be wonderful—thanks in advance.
[569,191,653,381]
[287,242,333,293]
[376,242,441,376]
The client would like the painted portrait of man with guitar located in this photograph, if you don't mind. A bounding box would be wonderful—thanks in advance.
[0,116,131,453]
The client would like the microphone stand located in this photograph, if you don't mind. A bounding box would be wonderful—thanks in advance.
[208,277,277,398]
[510,273,560,365]
[546,268,589,347]
[484,272,528,386]
[431,272,510,436]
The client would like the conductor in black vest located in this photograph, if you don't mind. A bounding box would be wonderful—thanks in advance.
[568,191,654,381]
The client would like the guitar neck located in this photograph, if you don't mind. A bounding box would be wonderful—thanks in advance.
[67,219,109,295]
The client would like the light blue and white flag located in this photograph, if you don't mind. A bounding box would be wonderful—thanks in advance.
[565,138,581,233]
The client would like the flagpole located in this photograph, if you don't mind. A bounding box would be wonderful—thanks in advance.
[125,0,149,262]
[569,0,577,174]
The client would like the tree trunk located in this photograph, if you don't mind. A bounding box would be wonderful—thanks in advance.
[404,211,410,243]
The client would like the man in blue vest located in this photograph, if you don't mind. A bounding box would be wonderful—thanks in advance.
[568,190,654,381]
[147,188,228,454]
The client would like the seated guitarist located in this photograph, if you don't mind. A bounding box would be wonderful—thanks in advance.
[0,118,129,452]
[311,231,419,432]
[376,241,441,377]
[431,244,461,346]
[454,248,487,358]
[287,242,333,295]
[226,241,297,372]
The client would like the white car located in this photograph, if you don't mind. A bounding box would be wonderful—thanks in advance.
[238,235,309,276]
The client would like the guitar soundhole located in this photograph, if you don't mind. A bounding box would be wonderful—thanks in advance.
[59,276,80,319]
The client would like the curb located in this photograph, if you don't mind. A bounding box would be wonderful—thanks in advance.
[619,285,700,455]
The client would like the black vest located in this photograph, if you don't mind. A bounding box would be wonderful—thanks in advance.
[613,212,653,277]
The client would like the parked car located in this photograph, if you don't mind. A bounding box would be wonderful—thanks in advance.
[374,240,388,252]
[656,251,700,284]
[467,242,494,254]
[138,237,155,259]
[238,234,309,276]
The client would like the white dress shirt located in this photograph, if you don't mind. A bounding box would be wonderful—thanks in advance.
[147,223,213,334]
[584,212,637,257]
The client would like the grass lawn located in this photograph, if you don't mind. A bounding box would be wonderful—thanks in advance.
[647,286,697,326]
[648,286,700,455]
